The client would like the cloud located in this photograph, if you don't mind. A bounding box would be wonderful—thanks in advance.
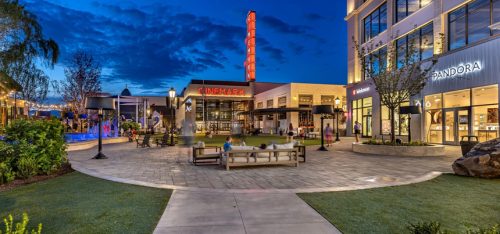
[304,13,325,21]
[23,0,246,90]
[259,15,310,35]
[288,42,305,55]
[257,37,286,63]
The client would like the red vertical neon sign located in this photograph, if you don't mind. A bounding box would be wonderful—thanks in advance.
[245,11,256,82]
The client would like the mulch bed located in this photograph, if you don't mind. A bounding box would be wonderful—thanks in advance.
[0,163,74,192]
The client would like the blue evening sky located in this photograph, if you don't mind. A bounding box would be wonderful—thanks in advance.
[21,0,347,101]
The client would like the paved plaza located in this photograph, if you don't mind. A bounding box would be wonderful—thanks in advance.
[68,138,460,192]
[68,139,462,233]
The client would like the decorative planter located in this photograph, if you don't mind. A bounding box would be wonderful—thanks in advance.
[352,143,445,157]
[67,137,129,152]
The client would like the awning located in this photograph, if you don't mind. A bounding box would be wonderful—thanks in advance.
[239,107,311,115]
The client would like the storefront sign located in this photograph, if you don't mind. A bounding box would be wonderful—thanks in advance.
[198,87,245,96]
[432,61,483,81]
[352,87,370,95]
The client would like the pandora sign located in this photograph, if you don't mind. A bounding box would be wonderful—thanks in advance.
[431,61,483,81]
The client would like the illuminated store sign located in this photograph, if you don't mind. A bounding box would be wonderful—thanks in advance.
[198,87,245,96]
[352,87,370,95]
[244,11,256,82]
[432,61,483,81]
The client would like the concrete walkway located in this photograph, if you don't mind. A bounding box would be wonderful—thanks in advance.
[154,190,340,234]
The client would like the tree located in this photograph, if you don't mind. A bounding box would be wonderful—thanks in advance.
[0,0,59,68]
[55,51,102,114]
[353,34,439,144]
[6,58,49,109]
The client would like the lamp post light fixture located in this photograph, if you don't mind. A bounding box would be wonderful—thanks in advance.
[168,87,176,146]
[334,97,341,142]
[85,97,115,159]
[312,105,333,151]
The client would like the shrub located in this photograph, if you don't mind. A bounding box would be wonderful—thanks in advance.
[467,224,500,234]
[2,213,42,234]
[407,221,446,234]
[3,119,67,180]
[0,162,15,185]
[363,139,429,146]
[120,122,140,131]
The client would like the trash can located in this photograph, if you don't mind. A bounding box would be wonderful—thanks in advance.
[459,135,479,156]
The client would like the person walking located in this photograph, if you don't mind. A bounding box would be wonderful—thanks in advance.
[325,123,333,147]
[287,123,294,142]
[354,121,361,142]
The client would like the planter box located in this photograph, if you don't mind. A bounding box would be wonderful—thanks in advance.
[67,137,129,152]
[352,143,445,156]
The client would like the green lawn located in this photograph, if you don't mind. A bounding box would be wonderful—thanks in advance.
[298,174,500,233]
[0,172,171,234]
[192,134,321,146]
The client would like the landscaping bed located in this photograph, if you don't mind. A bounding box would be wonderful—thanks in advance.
[0,172,171,233]
[298,174,500,233]
[0,163,73,192]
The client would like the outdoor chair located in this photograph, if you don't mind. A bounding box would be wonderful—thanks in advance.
[294,145,306,162]
[136,135,151,148]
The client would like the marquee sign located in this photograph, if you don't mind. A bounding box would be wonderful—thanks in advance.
[352,87,370,95]
[244,11,256,82]
[198,87,245,96]
[432,61,483,81]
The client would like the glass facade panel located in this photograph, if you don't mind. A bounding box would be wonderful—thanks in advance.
[494,0,500,34]
[395,0,433,22]
[363,3,387,42]
[443,89,470,108]
[351,97,372,137]
[468,0,492,43]
[473,105,499,142]
[472,85,498,105]
[449,7,467,50]
[396,23,434,66]
[426,109,443,143]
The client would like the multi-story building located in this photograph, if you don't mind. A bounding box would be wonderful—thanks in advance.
[345,0,499,145]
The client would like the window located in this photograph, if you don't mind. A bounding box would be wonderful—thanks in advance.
[396,23,434,67]
[298,95,313,128]
[266,99,273,108]
[443,89,470,108]
[395,0,433,23]
[363,3,387,42]
[448,0,498,51]
[381,102,409,135]
[298,95,313,107]
[321,95,335,105]
[278,96,286,119]
[257,102,263,109]
[351,97,373,137]
[363,46,387,80]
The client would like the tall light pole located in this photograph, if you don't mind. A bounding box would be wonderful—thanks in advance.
[335,97,341,142]
[169,87,176,146]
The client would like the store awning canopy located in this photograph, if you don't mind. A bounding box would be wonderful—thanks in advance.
[239,107,311,115]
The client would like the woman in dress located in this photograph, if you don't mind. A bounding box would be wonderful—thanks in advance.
[325,123,333,147]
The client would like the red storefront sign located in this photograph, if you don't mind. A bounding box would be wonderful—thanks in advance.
[198,87,245,96]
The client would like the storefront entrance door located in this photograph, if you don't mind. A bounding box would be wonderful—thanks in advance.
[443,108,470,145]
[362,115,372,137]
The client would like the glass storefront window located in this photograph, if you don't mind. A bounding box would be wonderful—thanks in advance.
[425,94,442,110]
[473,105,499,142]
[425,85,499,144]
[443,89,470,108]
[381,102,409,135]
[472,85,498,106]
[351,97,372,137]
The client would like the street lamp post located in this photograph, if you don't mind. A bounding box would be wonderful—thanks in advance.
[85,97,115,159]
[312,105,333,151]
[169,87,176,146]
[335,97,341,142]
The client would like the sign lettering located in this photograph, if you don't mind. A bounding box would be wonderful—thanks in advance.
[432,61,482,81]
[198,87,245,96]
[352,87,370,95]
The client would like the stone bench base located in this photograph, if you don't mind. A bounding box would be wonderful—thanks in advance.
[352,143,445,157]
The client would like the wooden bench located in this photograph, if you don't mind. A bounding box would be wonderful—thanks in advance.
[223,148,298,171]
[192,146,222,165]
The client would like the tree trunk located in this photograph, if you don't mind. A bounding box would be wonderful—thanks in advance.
[390,107,396,144]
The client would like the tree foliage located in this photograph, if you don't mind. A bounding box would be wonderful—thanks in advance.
[0,0,59,67]
[6,58,49,106]
[55,51,102,114]
[353,33,439,143]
